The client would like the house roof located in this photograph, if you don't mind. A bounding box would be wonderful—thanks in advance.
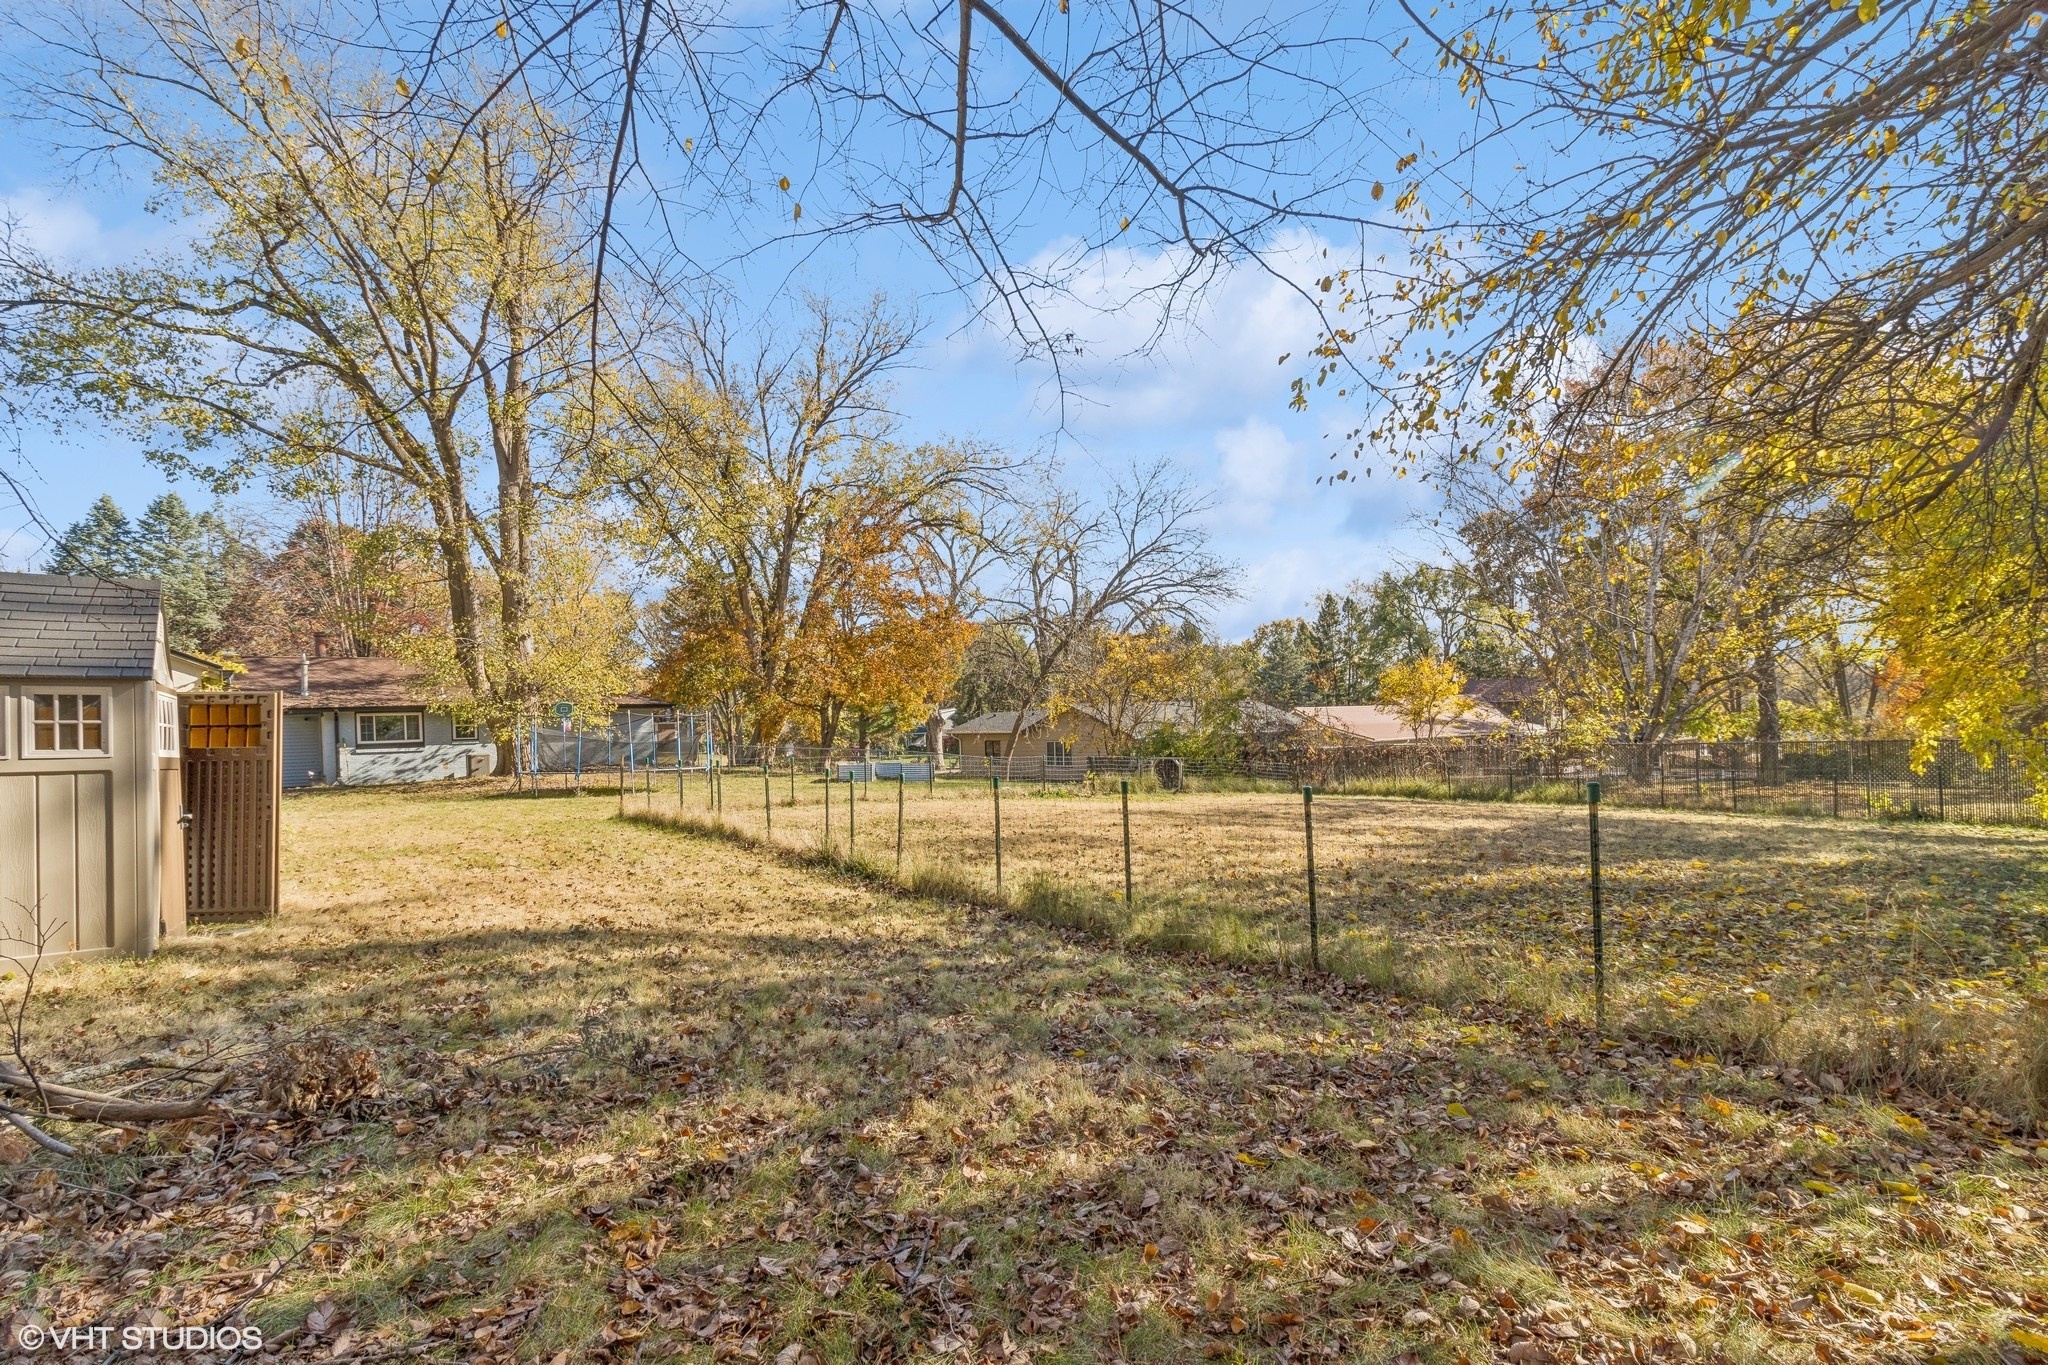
[1240,699,1305,731]
[0,572,163,679]
[951,700,1301,738]
[235,655,432,710]
[949,708,1047,736]
[1294,703,1526,743]
[1461,676,1543,716]
[236,655,661,713]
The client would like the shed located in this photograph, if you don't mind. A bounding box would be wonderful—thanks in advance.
[0,573,185,961]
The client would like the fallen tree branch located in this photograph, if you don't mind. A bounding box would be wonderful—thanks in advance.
[0,1063,230,1123]
[55,1042,250,1090]
[3,1108,78,1157]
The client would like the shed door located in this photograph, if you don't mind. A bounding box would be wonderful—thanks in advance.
[181,691,282,921]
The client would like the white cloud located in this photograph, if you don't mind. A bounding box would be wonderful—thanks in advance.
[1212,416,1299,529]
[905,227,1444,636]
[935,228,1360,434]
[0,186,191,267]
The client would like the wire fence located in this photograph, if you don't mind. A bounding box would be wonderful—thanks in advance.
[956,737,2044,827]
[1264,736,2045,827]
[615,764,2048,1122]
[517,709,2043,833]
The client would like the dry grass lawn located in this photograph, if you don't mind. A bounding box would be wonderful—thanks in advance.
[646,775,2048,1117]
[4,783,2047,1363]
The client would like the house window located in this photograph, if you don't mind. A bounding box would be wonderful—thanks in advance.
[29,692,108,754]
[1045,740,1073,764]
[451,720,482,741]
[157,693,180,756]
[356,711,423,749]
[983,739,1002,758]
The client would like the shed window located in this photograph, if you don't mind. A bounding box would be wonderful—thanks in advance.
[1045,740,1074,764]
[30,692,107,754]
[983,739,1002,758]
[356,711,423,748]
[157,693,180,756]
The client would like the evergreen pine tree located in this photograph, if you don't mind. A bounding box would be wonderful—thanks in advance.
[44,495,138,579]
[134,493,240,651]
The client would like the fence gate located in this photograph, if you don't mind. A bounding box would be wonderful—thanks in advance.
[180,690,282,921]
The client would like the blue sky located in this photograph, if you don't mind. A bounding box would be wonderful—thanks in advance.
[0,9,1464,640]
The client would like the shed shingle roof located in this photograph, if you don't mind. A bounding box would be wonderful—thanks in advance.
[0,572,163,679]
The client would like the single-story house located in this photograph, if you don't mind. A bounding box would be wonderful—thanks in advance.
[0,572,187,960]
[950,700,1301,773]
[1293,700,1539,744]
[950,707,1120,764]
[233,652,497,789]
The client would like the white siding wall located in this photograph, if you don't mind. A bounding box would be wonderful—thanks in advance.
[282,712,326,789]
[333,708,495,786]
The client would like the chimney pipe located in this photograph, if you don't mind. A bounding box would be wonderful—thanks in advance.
[299,653,310,698]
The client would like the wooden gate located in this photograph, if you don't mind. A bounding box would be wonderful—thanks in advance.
[181,690,282,921]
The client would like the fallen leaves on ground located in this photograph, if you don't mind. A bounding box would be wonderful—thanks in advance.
[1,784,2043,1362]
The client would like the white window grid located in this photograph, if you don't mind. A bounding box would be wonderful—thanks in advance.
[28,691,110,756]
[157,692,180,757]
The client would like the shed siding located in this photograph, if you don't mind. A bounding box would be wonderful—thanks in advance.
[0,769,114,956]
[0,677,160,961]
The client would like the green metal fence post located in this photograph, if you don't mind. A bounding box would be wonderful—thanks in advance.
[824,771,833,857]
[992,776,1004,893]
[847,774,855,853]
[764,764,773,837]
[896,774,905,874]
[1302,786,1320,973]
[1120,779,1133,908]
[1588,779,1606,1031]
